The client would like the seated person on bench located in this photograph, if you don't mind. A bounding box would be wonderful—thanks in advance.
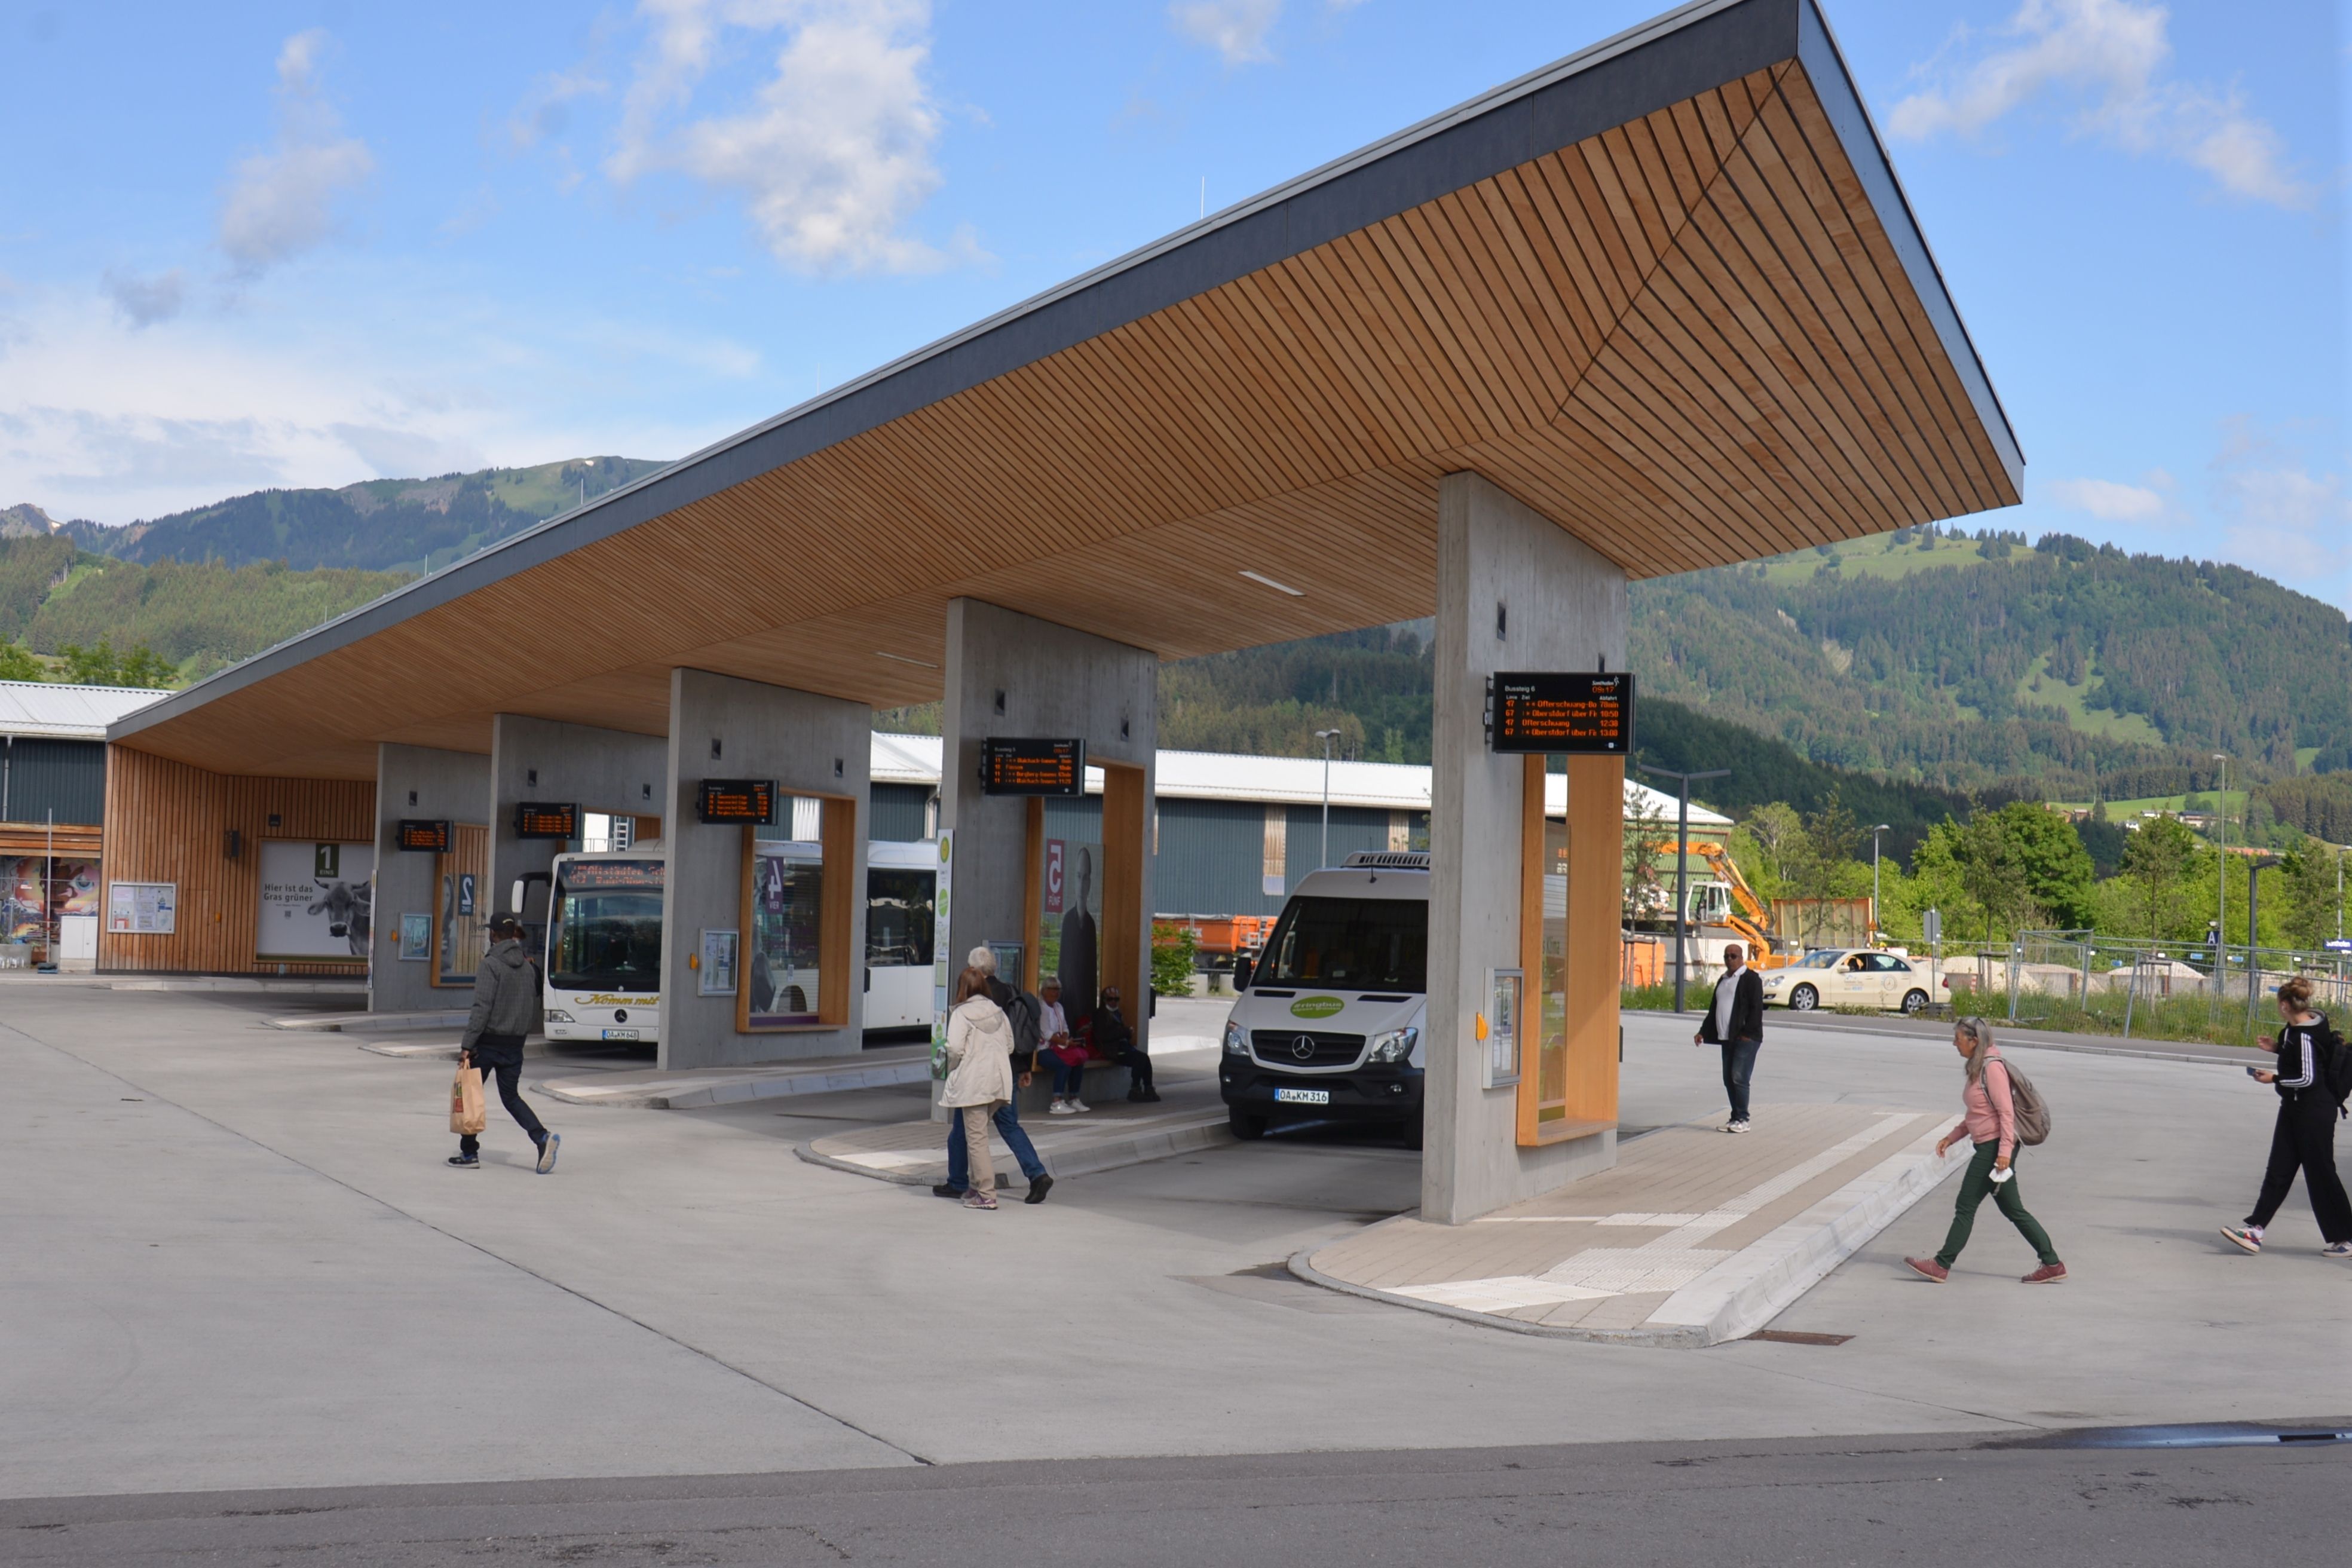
[1096,988,1157,1102]
[1040,978,1089,1114]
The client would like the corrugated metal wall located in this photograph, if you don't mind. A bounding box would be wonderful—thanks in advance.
[2,739,107,827]
[99,745,375,975]
[869,783,932,841]
[1282,805,1396,890]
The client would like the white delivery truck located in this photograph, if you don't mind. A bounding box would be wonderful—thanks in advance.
[1220,851,1429,1148]
[525,838,939,1048]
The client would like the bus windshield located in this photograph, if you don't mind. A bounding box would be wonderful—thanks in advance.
[1259,896,1427,992]
[549,859,664,993]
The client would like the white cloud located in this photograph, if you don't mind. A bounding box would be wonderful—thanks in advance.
[2044,474,2166,521]
[2209,419,2352,611]
[1889,0,2311,208]
[1171,0,1283,66]
[605,1,961,274]
[104,269,186,328]
[218,30,376,272]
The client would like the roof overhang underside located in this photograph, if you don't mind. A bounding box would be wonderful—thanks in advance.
[115,0,2019,782]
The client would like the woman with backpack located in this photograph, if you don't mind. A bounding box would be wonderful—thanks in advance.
[1906,1018,2067,1284]
[2220,976,2352,1258]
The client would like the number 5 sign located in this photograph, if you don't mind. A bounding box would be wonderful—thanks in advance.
[1044,840,1066,915]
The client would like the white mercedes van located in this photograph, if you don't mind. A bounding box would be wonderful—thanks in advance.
[1219,851,1429,1147]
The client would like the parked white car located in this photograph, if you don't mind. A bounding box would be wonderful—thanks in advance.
[1760,949,1933,1015]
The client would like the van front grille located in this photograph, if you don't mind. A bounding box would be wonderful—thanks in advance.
[1251,1030,1364,1067]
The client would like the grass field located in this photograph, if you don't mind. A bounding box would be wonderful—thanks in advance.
[2013,653,2166,746]
[1754,532,2024,586]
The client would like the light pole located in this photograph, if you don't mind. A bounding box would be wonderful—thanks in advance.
[1869,823,1891,944]
[1314,728,1340,869]
[2212,754,2228,960]
[2247,855,2280,1036]
[1637,763,1729,1013]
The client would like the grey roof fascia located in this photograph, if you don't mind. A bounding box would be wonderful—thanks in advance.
[115,0,2005,746]
[1796,0,2024,490]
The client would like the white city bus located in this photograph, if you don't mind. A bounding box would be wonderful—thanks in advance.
[528,839,938,1048]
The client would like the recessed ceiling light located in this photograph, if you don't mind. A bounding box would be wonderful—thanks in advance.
[1240,569,1304,597]
[874,650,939,669]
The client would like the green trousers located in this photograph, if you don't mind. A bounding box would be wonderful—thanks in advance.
[1936,1140,2060,1269]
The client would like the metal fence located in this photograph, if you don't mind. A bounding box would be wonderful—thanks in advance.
[1923,929,2351,1044]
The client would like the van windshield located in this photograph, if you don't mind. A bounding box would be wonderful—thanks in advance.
[549,859,664,993]
[1258,896,1426,992]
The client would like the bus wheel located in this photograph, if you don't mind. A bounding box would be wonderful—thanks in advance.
[1229,1107,1267,1140]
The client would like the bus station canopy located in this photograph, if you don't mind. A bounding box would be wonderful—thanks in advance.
[112,0,2019,781]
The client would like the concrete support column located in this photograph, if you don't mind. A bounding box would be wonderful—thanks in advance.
[1425,472,1629,1224]
[659,669,871,1070]
[940,599,1157,1104]
[369,743,489,1014]
[486,714,667,923]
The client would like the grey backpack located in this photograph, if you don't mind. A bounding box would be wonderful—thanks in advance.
[1988,1051,2051,1147]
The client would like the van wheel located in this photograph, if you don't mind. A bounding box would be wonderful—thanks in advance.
[1901,989,1930,1015]
[1229,1107,1267,1140]
[1399,1113,1424,1151]
[1789,984,1818,1012]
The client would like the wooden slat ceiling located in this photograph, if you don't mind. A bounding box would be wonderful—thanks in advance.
[122,50,2019,782]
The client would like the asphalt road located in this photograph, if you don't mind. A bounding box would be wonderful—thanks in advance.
[5,1431,2345,1566]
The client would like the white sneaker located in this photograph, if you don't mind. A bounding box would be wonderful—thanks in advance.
[1049,1101,1076,1116]
[1725,1119,1751,1135]
[1071,1099,1091,1114]
[2320,1241,2350,1258]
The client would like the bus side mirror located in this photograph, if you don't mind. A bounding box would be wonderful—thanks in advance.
[510,880,526,917]
[1232,955,1254,991]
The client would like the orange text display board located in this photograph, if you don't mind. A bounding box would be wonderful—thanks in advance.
[1490,673,1633,755]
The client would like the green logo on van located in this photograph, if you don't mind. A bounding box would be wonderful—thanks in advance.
[1290,995,1345,1019]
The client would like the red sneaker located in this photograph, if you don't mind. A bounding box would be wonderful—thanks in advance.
[1904,1256,1949,1282]
[2020,1263,2068,1284]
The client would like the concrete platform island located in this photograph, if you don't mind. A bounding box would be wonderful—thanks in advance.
[1297,1103,1962,1345]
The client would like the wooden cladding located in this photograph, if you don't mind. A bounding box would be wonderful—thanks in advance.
[1517,755,1622,1146]
[119,54,2017,785]
[0,824,102,857]
[98,745,375,975]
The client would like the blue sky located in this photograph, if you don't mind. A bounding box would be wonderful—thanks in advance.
[1,1,2343,608]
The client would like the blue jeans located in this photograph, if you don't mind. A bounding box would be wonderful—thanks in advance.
[1720,1039,1760,1122]
[943,1097,1046,1190]
[1051,1056,1087,1100]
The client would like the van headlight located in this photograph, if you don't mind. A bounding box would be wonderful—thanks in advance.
[1223,1020,1250,1056]
[1367,1027,1419,1064]
[543,1008,574,1024]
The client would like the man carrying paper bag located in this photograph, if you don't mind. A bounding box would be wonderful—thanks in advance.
[446,915,559,1173]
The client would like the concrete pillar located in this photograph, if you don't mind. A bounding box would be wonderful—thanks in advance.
[369,743,489,1014]
[486,714,667,924]
[659,668,871,1070]
[940,599,1157,1082]
[1425,471,1629,1224]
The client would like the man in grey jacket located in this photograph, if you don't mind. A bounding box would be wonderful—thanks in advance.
[450,915,559,1172]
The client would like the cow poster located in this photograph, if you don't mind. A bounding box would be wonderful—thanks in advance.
[257,841,375,961]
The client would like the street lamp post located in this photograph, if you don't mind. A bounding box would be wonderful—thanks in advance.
[1637,763,1729,1013]
[2247,856,2280,1038]
[1869,823,1891,944]
[2212,753,2228,967]
[1314,728,1341,869]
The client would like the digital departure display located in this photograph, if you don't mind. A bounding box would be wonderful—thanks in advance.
[1489,672,1634,754]
[394,819,451,853]
[513,802,580,840]
[697,778,777,825]
[981,737,1083,796]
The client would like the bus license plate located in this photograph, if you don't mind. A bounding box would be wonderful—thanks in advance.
[1274,1088,1330,1105]
[602,1028,641,1041]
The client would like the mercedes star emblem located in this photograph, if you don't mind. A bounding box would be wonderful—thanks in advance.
[1291,1036,1317,1061]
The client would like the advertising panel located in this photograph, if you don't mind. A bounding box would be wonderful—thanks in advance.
[746,838,824,1027]
[257,840,375,961]
[105,880,176,936]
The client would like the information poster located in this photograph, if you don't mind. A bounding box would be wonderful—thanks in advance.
[398,912,431,961]
[930,831,953,1079]
[105,879,176,936]
[699,928,739,995]
[257,841,375,961]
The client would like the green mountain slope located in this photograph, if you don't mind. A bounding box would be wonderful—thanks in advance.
[35,456,668,575]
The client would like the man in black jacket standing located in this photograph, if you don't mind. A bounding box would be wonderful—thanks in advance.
[1695,942,1765,1134]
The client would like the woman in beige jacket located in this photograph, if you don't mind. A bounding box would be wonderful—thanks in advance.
[941,966,1016,1211]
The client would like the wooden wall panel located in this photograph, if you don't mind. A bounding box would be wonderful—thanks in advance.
[98,746,374,975]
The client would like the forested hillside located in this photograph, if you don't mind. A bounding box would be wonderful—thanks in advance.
[20,456,666,576]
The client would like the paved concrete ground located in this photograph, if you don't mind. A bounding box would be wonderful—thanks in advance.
[1304,1103,1956,1342]
[7,1431,2348,1566]
[2,979,2345,1506]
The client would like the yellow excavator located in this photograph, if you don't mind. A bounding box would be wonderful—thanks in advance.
[1639,837,1788,969]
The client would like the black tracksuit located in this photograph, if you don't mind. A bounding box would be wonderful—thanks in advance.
[2245,1013,2352,1243]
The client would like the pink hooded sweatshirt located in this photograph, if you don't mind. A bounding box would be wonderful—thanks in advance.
[1950,1048,2020,1160]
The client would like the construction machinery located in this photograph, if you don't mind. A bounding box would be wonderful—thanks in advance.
[1630,837,1794,970]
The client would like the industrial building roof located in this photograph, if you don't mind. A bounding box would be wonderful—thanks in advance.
[0,682,167,741]
[866,733,1731,826]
